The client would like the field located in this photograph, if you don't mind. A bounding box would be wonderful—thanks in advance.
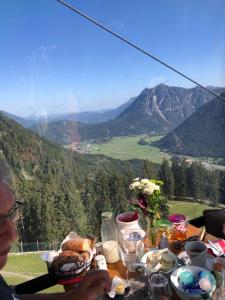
[2,200,218,294]
[89,135,170,163]
[87,135,225,169]
[2,253,64,293]
[169,200,215,220]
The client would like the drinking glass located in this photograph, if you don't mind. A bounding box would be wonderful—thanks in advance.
[148,273,171,300]
[120,229,144,267]
[155,219,172,239]
[126,263,148,299]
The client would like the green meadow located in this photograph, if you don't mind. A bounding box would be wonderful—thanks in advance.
[90,135,170,163]
[88,135,225,170]
[2,253,64,293]
[169,200,216,220]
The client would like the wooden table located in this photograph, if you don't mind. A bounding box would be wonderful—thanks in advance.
[98,224,216,300]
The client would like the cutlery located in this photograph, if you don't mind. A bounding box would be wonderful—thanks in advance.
[198,228,206,242]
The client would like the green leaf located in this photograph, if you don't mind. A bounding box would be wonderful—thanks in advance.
[150,179,164,186]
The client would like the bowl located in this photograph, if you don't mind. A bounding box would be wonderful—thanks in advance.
[141,248,179,276]
[170,265,216,300]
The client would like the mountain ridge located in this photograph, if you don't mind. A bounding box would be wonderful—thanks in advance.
[154,92,225,158]
[30,84,224,144]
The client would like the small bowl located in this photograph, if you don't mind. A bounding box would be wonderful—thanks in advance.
[141,248,179,276]
[170,265,216,300]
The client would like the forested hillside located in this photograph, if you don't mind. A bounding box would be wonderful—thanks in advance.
[1,112,225,245]
[158,158,225,206]
[0,112,157,242]
[155,93,225,159]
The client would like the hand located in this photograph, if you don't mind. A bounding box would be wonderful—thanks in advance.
[67,270,111,300]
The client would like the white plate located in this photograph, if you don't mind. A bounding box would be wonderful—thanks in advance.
[141,248,178,274]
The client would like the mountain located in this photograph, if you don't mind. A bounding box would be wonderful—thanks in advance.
[29,97,136,124]
[0,112,157,243]
[31,84,224,144]
[0,110,36,128]
[115,84,224,130]
[154,92,225,158]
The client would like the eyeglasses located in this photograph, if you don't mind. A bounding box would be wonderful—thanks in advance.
[0,201,23,227]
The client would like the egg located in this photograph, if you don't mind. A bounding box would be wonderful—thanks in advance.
[199,271,211,280]
[179,271,194,286]
[199,277,211,291]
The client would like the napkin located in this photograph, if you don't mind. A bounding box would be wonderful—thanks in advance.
[206,239,225,256]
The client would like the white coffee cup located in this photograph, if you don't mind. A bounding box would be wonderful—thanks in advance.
[184,241,207,268]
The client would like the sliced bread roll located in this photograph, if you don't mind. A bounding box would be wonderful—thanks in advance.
[62,238,92,252]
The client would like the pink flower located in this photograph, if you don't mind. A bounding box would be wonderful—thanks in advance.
[138,194,148,215]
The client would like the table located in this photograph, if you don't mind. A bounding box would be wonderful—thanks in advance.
[98,224,216,300]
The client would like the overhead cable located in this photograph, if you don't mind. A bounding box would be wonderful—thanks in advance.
[57,0,225,103]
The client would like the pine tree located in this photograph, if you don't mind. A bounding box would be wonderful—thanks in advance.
[219,171,225,204]
[158,159,174,199]
[207,172,219,206]
[186,162,203,200]
[143,160,155,178]
[171,157,187,199]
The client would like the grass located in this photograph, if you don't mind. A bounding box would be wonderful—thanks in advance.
[169,200,215,220]
[2,253,64,293]
[86,135,225,170]
[89,135,170,163]
[3,253,46,275]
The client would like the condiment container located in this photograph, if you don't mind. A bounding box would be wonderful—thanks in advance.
[168,214,187,241]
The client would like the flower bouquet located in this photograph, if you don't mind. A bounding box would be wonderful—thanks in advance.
[129,178,165,247]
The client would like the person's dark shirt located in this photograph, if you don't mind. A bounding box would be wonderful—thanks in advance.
[0,275,20,300]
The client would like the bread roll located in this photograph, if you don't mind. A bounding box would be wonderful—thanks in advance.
[59,250,82,260]
[62,238,91,252]
[51,255,70,269]
[86,234,97,249]
[81,251,90,261]
[51,250,84,269]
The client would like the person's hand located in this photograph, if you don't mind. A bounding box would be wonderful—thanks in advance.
[67,270,111,300]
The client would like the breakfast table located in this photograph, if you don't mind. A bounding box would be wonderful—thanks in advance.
[97,224,218,300]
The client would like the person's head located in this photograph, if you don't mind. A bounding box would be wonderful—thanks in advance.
[0,160,18,270]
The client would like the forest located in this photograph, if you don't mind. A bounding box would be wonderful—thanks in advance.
[0,112,224,244]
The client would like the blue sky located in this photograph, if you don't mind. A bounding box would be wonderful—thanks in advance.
[0,0,225,117]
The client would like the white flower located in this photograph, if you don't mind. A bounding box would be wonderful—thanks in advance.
[140,179,149,185]
[129,181,141,190]
[133,177,140,181]
[130,177,160,194]
[143,182,160,195]
[144,187,154,195]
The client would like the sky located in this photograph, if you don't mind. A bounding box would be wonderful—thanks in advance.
[0,0,225,117]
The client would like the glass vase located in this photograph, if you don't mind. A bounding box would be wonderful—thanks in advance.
[146,215,157,248]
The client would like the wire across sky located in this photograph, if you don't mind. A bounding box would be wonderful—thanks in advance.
[57,0,225,103]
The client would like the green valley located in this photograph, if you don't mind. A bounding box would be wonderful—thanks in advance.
[80,135,225,170]
[87,135,169,162]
